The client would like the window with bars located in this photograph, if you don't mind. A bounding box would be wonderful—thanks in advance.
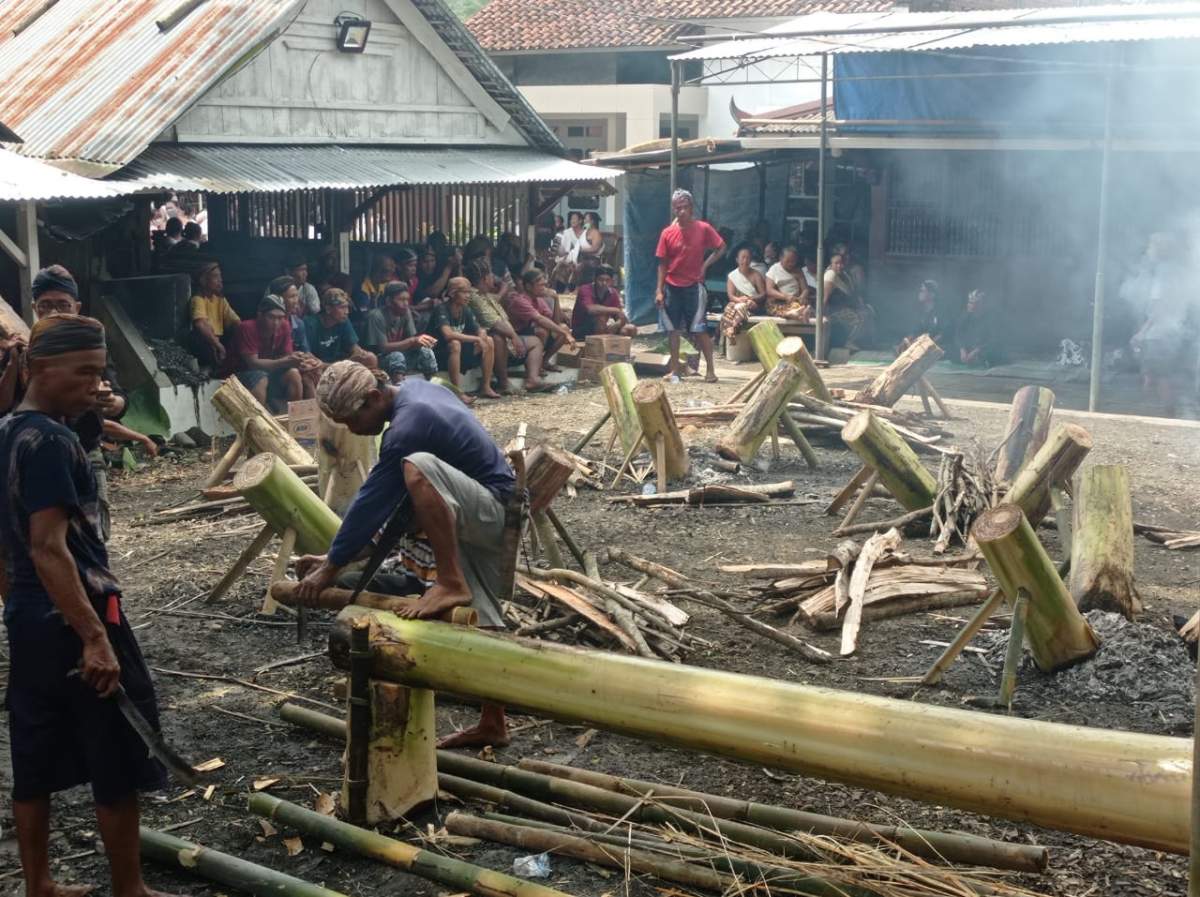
[886,153,1069,258]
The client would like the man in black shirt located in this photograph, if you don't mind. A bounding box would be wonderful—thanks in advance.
[2,315,174,897]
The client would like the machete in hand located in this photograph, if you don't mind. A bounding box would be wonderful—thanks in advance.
[347,494,413,603]
[113,684,199,786]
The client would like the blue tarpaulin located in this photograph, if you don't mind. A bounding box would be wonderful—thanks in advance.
[622,169,673,325]
[834,41,1200,132]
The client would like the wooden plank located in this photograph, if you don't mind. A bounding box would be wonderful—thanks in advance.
[515,574,638,653]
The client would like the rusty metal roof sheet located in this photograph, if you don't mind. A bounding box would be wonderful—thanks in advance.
[0,0,306,170]
[672,3,1200,61]
[0,147,125,200]
[108,144,619,192]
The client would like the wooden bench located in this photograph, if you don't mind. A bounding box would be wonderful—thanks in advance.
[707,313,830,362]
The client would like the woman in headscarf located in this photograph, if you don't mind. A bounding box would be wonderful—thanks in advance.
[823,252,873,350]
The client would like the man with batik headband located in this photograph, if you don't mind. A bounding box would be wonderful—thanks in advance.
[295,361,515,748]
[1,315,177,897]
[0,266,136,540]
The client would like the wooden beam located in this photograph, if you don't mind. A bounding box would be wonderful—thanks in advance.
[16,201,38,326]
[0,227,27,268]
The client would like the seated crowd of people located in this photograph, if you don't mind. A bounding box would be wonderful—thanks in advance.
[187,232,632,410]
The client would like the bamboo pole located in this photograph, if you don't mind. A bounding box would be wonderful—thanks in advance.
[140,827,347,897]
[262,526,297,614]
[973,504,1099,672]
[235,453,342,555]
[841,411,936,511]
[280,701,345,739]
[514,758,1048,873]
[998,589,1030,710]
[569,410,610,454]
[250,794,575,897]
[1069,464,1141,619]
[205,434,245,488]
[346,619,371,823]
[212,374,312,467]
[599,362,640,455]
[920,589,1005,685]
[994,386,1055,482]
[206,522,276,604]
[1006,422,1092,523]
[329,604,1190,852]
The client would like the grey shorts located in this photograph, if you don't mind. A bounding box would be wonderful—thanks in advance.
[404,452,507,628]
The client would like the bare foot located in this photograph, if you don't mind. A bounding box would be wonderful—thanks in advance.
[457,392,475,406]
[396,582,472,619]
[705,373,720,383]
[478,388,502,400]
[36,883,96,897]
[661,370,678,381]
[437,722,511,750]
[543,362,562,373]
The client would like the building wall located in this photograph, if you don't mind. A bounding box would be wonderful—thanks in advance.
[167,0,527,147]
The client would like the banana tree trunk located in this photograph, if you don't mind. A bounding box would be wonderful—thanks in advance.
[599,362,641,455]
[234,452,341,555]
[1006,422,1092,523]
[212,374,312,467]
[317,412,377,516]
[328,605,1189,853]
[994,386,1055,482]
[853,334,943,408]
[1070,464,1141,619]
[840,411,936,511]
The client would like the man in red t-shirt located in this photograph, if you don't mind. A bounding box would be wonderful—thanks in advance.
[570,265,636,340]
[654,189,725,382]
[234,295,305,410]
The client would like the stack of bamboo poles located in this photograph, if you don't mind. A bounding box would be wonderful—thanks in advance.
[277,704,1054,897]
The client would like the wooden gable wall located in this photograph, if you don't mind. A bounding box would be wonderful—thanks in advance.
[164,0,526,146]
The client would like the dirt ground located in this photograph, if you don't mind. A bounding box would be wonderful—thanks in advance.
[2,363,1198,897]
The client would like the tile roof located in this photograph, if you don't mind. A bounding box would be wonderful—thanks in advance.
[467,0,894,51]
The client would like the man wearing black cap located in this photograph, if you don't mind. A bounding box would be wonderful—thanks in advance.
[2,314,176,897]
[284,251,321,316]
[233,295,307,409]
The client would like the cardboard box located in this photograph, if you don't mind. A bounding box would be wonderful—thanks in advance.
[287,398,320,453]
[578,357,606,383]
[584,335,632,359]
[555,343,582,369]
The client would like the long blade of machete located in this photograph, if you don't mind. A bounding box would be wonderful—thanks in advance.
[113,685,198,786]
[347,494,412,603]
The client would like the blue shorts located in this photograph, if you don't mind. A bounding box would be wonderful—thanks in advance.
[658,283,707,334]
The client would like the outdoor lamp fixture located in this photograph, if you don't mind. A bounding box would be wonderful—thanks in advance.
[334,13,371,52]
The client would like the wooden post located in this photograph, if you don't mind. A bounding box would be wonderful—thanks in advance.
[207,523,276,604]
[599,363,641,455]
[1006,423,1092,524]
[205,434,245,489]
[570,410,611,454]
[994,386,1055,482]
[715,351,804,464]
[826,465,871,516]
[973,504,1099,672]
[841,411,937,511]
[346,619,371,823]
[779,414,818,469]
[234,453,342,555]
[531,511,564,569]
[261,527,297,615]
[212,375,313,467]
[632,381,688,483]
[1069,465,1141,619]
[318,413,377,517]
[838,470,879,531]
[998,589,1030,710]
[921,589,1005,685]
[853,334,944,407]
[16,201,38,326]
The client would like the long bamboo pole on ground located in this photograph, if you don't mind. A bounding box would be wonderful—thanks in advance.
[1070,464,1141,619]
[974,504,1099,672]
[515,757,1047,873]
[250,794,575,897]
[994,386,1055,482]
[140,827,347,897]
[841,411,936,511]
[328,605,1190,852]
[599,362,641,455]
[235,453,342,555]
[1006,422,1092,523]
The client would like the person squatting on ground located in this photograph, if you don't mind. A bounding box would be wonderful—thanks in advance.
[3,314,180,897]
[294,361,516,748]
[654,189,725,382]
[364,282,438,384]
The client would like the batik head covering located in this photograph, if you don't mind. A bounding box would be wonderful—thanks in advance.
[27,314,105,359]
[317,360,383,418]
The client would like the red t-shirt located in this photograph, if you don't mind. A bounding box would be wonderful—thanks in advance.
[655,219,723,288]
[571,283,622,333]
[506,291,552,333]
[235,318,293,371]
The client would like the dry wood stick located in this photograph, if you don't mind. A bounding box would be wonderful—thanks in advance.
[838,470,878,532]
[779,412,819,469]
[261,526,296,615]
[544,507,586,570]
[570,410,611,454]
[609,432,644,488]
[728,368,765,403]
[835,504,932,538]
[205,434,244,489]
[998,589,1030,710]
[607,549,831,665]
[206,523,276,604]
[921,376,951,418]
[826,465,871,515]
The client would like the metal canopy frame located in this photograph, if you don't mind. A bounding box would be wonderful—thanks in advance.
[660,11,1200,401]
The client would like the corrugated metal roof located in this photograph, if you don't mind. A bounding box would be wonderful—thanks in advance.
[0,148,126,201]
[109,145,619,193]
[0,0,307,169]
[672,3,1200,61]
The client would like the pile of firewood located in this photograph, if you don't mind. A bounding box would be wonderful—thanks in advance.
[726,532,988,656]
